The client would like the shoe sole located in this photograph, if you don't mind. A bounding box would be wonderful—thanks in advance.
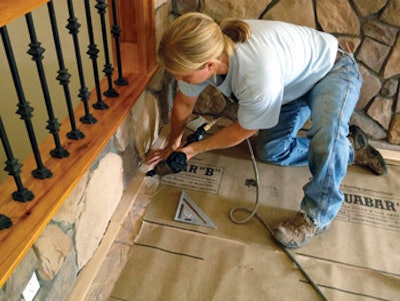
[350,125,387,175]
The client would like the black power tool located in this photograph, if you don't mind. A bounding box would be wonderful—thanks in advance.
[146,122,212,177]
[145,151,187,176]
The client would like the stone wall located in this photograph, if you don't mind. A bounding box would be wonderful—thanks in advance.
[169,0,400,145]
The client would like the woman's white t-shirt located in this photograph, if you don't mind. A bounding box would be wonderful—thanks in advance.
[178,20,338,130]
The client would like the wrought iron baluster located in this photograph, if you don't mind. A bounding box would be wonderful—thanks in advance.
[110,0,128,86]
[0,26,52,179]
[0,115,34,202]
[25,13,69,159]
[95,0,119,97]
[84,0,109,110]
[66,0,97,124]
[0,214,12,230]
[47,0,85,140]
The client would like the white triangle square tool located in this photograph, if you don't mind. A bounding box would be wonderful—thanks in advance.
[174,190,217,229]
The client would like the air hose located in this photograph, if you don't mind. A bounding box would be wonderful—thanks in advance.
[229,138,329,301]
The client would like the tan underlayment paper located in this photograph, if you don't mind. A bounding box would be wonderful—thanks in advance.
[111,141,400,301]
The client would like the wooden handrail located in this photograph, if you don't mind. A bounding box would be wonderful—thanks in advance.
[0,0,49,28]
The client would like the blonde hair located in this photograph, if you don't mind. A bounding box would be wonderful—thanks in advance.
[158,12,251,74]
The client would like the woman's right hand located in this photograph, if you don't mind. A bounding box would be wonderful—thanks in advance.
[145,148,172,166]
[144,140,182,166]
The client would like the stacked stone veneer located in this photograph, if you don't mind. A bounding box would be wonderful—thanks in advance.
[170,0,400,144]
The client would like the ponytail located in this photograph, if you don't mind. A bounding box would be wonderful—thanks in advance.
[220,19,252,43]
[220,19,252,57]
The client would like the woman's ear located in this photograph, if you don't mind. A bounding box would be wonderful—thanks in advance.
[206,60,217,72]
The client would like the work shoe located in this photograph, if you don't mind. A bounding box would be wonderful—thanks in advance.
[273,211,320,249]
[349,125,387,175]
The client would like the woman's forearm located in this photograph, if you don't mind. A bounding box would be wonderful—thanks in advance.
[182,121,257,160]
[168,91,198,149]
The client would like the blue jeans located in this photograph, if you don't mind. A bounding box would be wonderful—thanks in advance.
[256,51,362,228]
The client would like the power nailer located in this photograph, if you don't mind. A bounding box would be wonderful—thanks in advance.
[145,122,213,177]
